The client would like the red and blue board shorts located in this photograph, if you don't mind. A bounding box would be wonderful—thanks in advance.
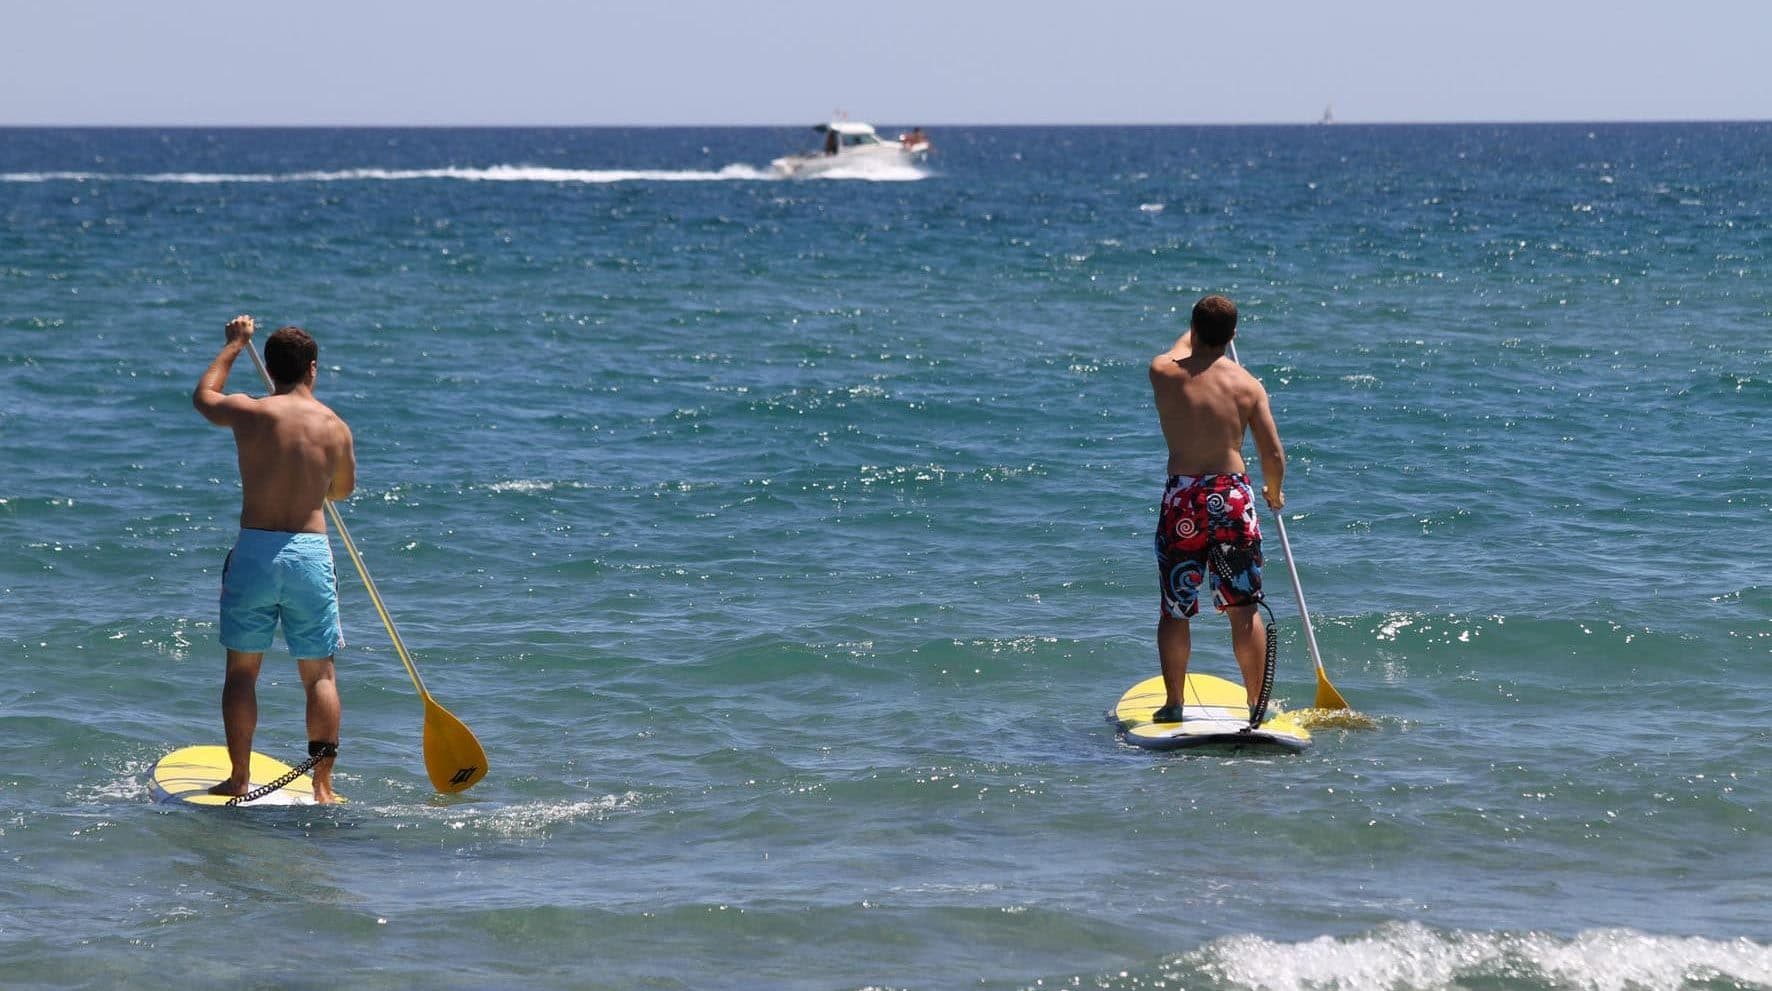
[1155,473,1264,619]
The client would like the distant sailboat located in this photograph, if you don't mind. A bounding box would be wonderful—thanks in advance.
[1318,103,1335,125]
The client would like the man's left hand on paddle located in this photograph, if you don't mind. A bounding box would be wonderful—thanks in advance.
[225,314,255,346]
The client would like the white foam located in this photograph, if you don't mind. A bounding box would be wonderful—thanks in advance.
[73,755,156,804]
[0,163,779,184]
[1375,611,1416,641]
[796,159,931,183]
[1188,922,1772,991]
[484,479,561,494]
[375,792,642,837]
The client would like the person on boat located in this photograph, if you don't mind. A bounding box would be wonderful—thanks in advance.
[824,128,839,155]
[192,315,355,802]
[901,127,927,149]
[1149,295,1285,722]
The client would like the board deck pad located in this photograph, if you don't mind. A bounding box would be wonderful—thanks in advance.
[1109,673,1311,753]
[148,744,345,806]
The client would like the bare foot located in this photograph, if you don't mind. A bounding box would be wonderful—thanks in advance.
[312,783,337,804]
[207,778,249,797]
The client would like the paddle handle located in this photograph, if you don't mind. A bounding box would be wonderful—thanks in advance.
[324,501,432,700]
[1226,341,1328,678]
[241,341,432,701]
[1269,511,1328,677]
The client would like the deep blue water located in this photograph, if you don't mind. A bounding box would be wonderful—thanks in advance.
[3,123,1771,990]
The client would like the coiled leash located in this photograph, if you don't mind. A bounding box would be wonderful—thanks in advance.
[224,741,338,806]
[1208,545,1279,731]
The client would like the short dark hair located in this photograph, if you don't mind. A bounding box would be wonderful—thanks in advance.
[264,326,317,387]
[1190,295,1238,348]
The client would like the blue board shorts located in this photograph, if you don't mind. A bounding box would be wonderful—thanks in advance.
[220,529,344,659]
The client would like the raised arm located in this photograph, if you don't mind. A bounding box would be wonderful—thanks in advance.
[192,315,259,426]
[1248,384,1286,510]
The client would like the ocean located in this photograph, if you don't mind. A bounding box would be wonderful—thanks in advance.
[2,122,1770,990]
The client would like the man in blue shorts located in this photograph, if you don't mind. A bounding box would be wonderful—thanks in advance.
[1149,295,1286,722]
[194,316,356,802]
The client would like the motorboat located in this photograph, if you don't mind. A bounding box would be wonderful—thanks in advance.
[770,122,930,178]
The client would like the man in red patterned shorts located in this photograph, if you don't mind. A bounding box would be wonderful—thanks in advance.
[1149,295,1285,722]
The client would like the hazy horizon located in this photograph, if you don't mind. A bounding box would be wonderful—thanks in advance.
[5,1,1768,127]
[4,117,1770,129]
[3,117,1772,131]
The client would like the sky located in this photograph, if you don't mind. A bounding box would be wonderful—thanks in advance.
[3,0,1769,126]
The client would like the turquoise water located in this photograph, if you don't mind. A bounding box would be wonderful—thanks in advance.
[3,124,1771,989]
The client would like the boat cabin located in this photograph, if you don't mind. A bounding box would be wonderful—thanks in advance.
[816,122,885,155]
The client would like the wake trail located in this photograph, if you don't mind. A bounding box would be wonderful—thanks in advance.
[0,161,930,184]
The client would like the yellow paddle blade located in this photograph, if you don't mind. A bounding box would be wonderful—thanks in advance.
[1314,667,1351,710]
[422,697,488,793]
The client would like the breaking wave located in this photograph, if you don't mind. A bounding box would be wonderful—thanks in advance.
[1159,922,1772,991]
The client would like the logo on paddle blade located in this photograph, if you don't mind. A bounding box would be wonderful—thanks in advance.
[450,766,479,785]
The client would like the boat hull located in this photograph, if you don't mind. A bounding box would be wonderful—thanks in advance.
[770,144,926,178]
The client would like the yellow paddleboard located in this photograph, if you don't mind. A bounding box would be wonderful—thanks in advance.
[148,745,346,806]
[1108,673,1311,753]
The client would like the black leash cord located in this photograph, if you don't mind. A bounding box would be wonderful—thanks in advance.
[223,742,338,807]
[1249,599,1278,729]
[1208,544,1278,730]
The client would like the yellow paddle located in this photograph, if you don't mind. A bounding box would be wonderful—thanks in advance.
[1227,340,1351,711]
[244,342,489,793]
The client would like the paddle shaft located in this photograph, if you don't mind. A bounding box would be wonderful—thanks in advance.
[242,344,433,703]
[1226,341,1329,680]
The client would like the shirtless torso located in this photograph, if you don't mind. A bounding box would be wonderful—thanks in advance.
[193,317,355,530]
[1148,328,1285,506]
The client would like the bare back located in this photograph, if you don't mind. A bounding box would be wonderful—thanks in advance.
[230,394,353,532]
[1149,346,1283,488]
[195,326,357,532]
